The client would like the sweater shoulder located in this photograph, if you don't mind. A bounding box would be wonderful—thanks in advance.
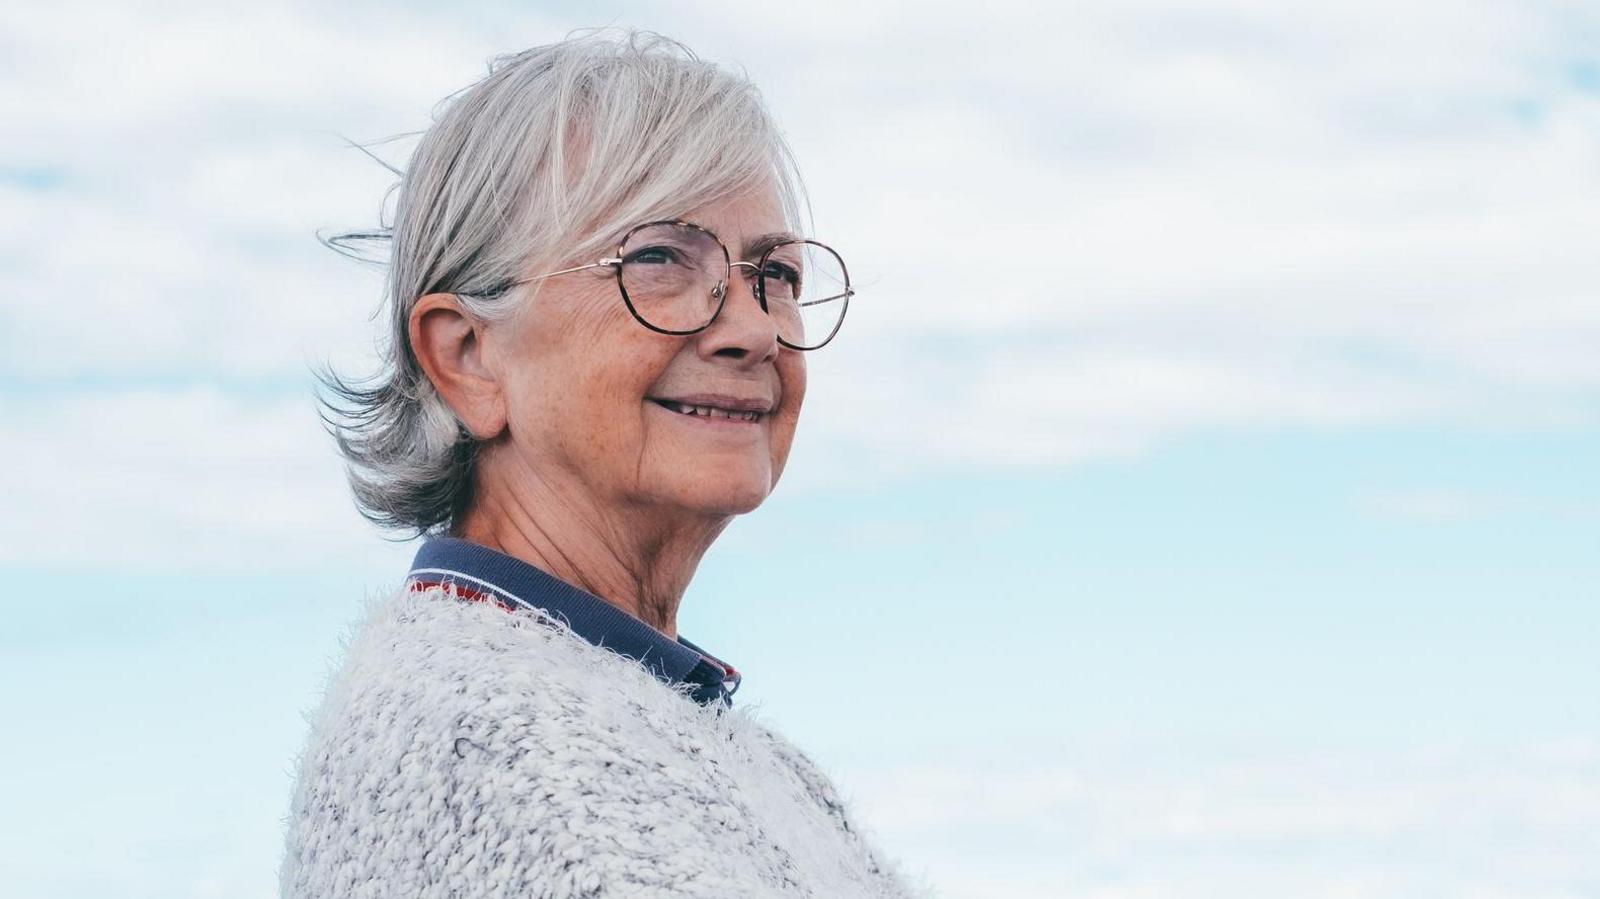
[283,586,816,896]
[281,584,934,898]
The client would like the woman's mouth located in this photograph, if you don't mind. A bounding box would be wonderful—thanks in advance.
[647,398,766,424]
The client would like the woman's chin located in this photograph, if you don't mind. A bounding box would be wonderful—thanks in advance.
[664,471,773,516]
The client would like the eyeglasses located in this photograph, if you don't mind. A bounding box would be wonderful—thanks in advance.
[491,220,853,351]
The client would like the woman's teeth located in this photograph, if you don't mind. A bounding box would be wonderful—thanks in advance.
[654,399,762,422]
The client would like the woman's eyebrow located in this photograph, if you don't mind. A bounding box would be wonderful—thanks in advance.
[739,231,800,260]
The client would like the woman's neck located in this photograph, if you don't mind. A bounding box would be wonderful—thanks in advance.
[452,475,727,640]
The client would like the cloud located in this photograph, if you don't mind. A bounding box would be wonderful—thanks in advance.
[2,0,1597,559]
[840,737,1600,899]
[1352,486,1599,524]
[1354,487,1509,523]
[0,384,403,572]
[760,0,1600,475]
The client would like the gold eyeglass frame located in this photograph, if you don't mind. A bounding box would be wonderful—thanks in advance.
[493,219,854,351]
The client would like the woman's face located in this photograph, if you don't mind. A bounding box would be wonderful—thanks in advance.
[490,185,806,519]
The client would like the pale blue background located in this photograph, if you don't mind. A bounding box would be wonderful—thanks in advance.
[2,2,1596,897]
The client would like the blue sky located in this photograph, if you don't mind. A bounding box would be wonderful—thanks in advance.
[2,2,1597,897]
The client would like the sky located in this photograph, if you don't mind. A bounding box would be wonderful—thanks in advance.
[1,1,1597,897]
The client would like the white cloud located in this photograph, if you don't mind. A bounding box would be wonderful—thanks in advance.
[0,385,412,573]
[2,0,1597,557]
[839,737,1600,899]
[1352,486,1599,524]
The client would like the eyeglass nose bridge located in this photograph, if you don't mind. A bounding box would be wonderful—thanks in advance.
[711,261,767,309]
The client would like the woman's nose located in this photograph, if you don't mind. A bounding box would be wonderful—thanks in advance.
[701,263,778,360]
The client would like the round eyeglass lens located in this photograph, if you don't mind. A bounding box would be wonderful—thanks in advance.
[617,223,729,333]
[759,240,850,350]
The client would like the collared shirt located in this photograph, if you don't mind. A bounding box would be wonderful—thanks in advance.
[405,536,741,707]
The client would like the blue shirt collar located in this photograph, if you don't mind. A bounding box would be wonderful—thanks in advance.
[406,537,741,707]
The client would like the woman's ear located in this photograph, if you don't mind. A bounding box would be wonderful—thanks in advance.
[408,293,507,440]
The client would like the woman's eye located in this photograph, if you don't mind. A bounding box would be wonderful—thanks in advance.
[626,246,681,265]
[763,262,801,285]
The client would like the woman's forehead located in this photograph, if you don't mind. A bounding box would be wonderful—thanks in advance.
[678,186,788,237]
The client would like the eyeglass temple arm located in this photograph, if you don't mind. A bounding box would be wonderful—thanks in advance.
[505,258,622,289]
[799,288,855,308]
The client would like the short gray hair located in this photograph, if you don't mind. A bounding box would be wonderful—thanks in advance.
[314,28,809,538]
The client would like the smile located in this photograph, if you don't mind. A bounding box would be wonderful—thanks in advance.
[647,398,765,424]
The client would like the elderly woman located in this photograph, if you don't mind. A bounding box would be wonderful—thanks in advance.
[279,29,926,899]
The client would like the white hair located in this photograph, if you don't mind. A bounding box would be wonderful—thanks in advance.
[314,27,809,537]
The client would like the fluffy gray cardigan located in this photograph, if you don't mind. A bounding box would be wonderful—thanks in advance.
[278,583,930,898]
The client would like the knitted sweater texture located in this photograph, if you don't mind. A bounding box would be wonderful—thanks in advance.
[278,583,930,898]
